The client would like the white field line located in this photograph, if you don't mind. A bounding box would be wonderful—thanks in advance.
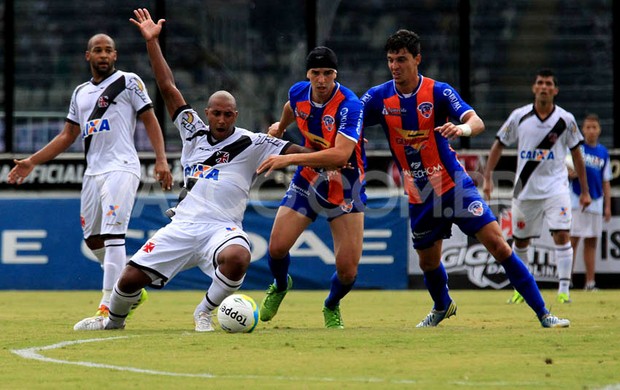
[10,336,416,384]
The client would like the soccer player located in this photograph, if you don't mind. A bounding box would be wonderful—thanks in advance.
[73,8,316,332]
[361,29,569,328]
[568,114,611,291]
[484,69,591,304]
[7,33,173,320]
[256,46,366,329]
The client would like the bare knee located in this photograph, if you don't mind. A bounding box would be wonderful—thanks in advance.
[84,235,104,250]
[217,245,251,280]
[116,265,151,293]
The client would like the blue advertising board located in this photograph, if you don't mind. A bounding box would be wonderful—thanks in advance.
[0,196,409,290]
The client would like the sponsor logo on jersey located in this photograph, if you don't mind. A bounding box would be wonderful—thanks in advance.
[294,107,309,120]
[302,131,330,148]
[443,88,462,111]
[519,149,555,161]
[322,115,335,132]
[189,164,220,181]
[393,128,429,149]
[106,205,119,216]
[226,227,237,231]
[142,241,155,253]
[128,76,149,104]
[559,207,568,217]
[82,118,111,138]
[404,163,443,179]
[381,106,407,116]
[417,102,433,118]
[97,96,110,108]
[181,111,198,134]
[215,151,230,164]
[467,200,484,216]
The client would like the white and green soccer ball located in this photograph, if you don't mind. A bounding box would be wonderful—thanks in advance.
[217,294,259,333]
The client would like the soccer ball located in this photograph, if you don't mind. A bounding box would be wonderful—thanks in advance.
[217,294,259,333]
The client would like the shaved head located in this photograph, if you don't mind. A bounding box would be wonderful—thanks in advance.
[87,34,115,51]
[208,90,237,109]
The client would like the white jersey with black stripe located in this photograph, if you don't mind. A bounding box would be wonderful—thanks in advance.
[496,103,583,200]
[171,107,290,226]
[66,70,154,177]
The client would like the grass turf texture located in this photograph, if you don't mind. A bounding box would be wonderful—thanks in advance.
[1,289,619,389]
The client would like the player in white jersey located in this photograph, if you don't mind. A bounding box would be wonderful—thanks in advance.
[484,68,591,304]
[8,33,173,319]
[74,8,315,332]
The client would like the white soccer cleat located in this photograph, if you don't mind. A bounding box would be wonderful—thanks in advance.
[194,311,215,332]
[73,315,108,331]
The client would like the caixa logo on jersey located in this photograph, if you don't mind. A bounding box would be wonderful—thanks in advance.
[82,118,111,138]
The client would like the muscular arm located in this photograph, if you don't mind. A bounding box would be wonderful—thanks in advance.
[8,121,81,185]
[482,139,505,201]
[139,108,173,190]
[131,8,186,118]
[268,101,296,138]
[256,133,356,176]
[435,111,485,139]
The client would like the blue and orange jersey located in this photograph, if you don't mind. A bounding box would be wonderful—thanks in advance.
[289,81,366,206]
[361,75,475,204]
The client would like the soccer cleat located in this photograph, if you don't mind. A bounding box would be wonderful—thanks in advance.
[507,290,525,304]
[540,314,570,328]
[194,311,215,332]
[74,315,108,331]
[259,275,293,322]
[416,301,457,328]
[557,293,572,304]
[323,306,344,329]
[127,289,149,319]
[95,304,110,317]
[584,283,599,292]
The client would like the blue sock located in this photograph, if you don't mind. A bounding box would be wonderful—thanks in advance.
[268,253,291,292]
[324,271,355,309]
[423,263,452,311]
[501,252,548,319]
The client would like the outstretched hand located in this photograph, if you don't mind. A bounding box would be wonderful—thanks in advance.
[130,8,165,41]
[7,158,35,185]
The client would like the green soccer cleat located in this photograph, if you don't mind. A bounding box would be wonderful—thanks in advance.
[556,292,572,304]
[507,289,525,304]
[416,301,457,328]
[541,313,570,328]
[127,288,149,319]
[259,275,293,322]
[323,305,344,329]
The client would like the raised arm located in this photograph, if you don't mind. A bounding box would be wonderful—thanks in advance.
[268,101,296,138]
[130,8,186,118]
[8,121,81,185]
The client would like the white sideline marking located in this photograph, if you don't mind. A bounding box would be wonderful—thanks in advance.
[10,337,417,384]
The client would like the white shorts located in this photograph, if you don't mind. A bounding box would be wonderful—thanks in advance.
[512,194,572,239]
[81,171,140,238]
[128,220,251,288]
[570,209,603,238]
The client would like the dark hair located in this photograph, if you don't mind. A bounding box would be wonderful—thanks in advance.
[536,68,558,87]
[584,113,600,123]
[384,29,421,56]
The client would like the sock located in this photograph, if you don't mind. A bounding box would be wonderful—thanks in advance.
[91,247,106,266]
[423,263,452,311]
[101,239,126,307]
[268,253,291,292]
[324,271,355,309]
[107,284,142,329]
[555,243,573,295]
[194,267,244,316]
[501,251,548,319]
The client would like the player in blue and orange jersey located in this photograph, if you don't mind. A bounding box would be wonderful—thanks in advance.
[257,46,366,329]
[361,29,569,328]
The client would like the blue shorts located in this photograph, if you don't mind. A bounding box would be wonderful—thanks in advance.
[280,171,366,222]
[409,184,496,250]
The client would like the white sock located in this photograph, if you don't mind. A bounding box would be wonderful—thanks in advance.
[91,247,106,266]
[194,267,244,316]
[101,239,126,307]
[555,242,573,295]
[512,243,531,264]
